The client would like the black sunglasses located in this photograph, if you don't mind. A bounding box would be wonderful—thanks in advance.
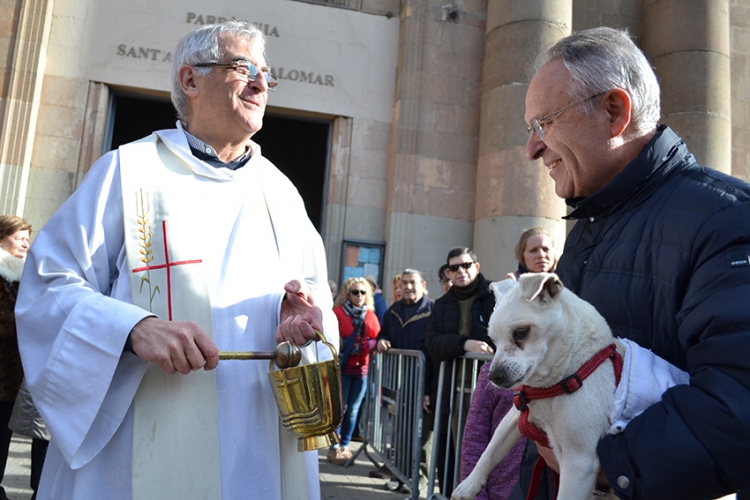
[448,262,474,273]
[350,290,366,296]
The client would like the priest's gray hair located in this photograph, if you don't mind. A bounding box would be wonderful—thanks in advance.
[528,26,661,135]
[171,21,267,124]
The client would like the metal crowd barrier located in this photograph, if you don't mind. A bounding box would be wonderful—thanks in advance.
[350,348,426,499]
[427,352,494,500]
[349,351,494,499]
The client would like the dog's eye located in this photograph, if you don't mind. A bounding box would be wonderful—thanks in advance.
[512,327,530,343]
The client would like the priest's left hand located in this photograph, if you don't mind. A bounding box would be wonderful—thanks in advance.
[277,279,324,345]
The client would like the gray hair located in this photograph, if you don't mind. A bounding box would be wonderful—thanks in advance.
[171,21,267,123]
[401,269,426,283]
[529,27,660,134]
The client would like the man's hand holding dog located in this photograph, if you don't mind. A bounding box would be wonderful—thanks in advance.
[464,339,494,354]
[536,444,611,493]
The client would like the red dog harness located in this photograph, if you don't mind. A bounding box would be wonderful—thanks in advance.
[513,343,623,499]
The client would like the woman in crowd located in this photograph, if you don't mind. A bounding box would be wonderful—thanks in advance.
[0,215,32,500]
[327,277,380,465]
[391,274,402,304]
[506,226,558,279]
[460,227,558,500]
[438,264,452,294]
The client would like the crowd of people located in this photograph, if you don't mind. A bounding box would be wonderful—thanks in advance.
[1,19,749,500]
[320,230,560,500]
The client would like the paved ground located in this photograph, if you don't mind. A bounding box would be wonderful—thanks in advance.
[1,435,420,500]
[318,441,422,500]
[3,435,736,500]
[2,435,33,500]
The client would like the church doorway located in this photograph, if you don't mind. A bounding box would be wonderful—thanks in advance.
[106,92,331,232]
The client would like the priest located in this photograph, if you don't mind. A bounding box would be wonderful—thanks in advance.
[15,20,338,500]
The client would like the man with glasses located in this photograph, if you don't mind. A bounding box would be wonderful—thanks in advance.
[514,27,750,499]
[423,247,496,496]
[15,21,336,500]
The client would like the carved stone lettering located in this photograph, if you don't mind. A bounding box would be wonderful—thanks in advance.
[117,44,163,61]
[185,12,280,37]
[272,67,335,87]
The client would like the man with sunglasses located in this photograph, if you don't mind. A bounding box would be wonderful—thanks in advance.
[423,247,496,496]
[15,21,336,500]
[513,27,750,499]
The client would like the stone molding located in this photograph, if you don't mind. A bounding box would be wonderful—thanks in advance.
[0,0,55,215]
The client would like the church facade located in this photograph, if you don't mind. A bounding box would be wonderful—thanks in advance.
[1,0,748,296]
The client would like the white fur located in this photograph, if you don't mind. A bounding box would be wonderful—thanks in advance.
[0,247,25,283]
[452,273,618,500]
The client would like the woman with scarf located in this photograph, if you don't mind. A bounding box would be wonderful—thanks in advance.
[327,277,380,465]
[0,215,33,500]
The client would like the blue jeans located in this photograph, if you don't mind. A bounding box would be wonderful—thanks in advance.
[338,374,367,448]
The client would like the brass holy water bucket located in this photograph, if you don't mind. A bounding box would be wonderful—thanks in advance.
[267,331,343,451]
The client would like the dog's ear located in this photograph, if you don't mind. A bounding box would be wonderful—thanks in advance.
[519,273,563,304]
[489,280,516,302]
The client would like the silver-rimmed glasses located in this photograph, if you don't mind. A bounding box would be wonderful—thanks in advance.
[526,91,607,141]
[194,60,278,90]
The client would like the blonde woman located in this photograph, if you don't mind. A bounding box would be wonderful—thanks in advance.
[460,228,558,499]
[327,277,380,465]
[391,274,402,304]
[506,227,558,280]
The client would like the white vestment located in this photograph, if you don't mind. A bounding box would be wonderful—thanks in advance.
[15,124,338,500]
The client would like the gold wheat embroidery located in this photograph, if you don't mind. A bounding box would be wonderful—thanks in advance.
[135,189,159,311]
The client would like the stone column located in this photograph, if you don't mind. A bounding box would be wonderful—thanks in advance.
[642,0,731,173]
[323,116,353,282]
[382,0,483,297]
[472,1,570,280]
[76,81,110,188]
[0,0,55,216]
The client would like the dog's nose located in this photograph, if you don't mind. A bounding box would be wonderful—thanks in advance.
[489,367,507,387]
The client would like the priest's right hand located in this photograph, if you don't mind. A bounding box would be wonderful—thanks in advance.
[129,317,220,374]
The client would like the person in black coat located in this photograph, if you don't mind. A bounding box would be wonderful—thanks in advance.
[516,26,750,499]
[423,247,496,496]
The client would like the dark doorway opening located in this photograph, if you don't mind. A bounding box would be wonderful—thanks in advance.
[108,95,179,148]
[107,93,330,232]
[252,114,330,233]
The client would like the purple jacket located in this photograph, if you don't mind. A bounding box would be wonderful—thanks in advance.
[461,363,526,500]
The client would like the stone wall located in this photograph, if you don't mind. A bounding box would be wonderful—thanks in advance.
[731,0,750,183]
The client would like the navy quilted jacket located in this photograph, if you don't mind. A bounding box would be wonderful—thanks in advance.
[378,295,434,351]
[554,126,750,499]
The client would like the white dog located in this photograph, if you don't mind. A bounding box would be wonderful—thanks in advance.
[452,273,687,500]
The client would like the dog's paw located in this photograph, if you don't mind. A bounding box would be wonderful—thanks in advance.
[451,478,482,500]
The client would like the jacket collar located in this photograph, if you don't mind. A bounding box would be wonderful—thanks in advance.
[389,295,435,328]
[443,273,492,302]
[565,125,694,220]
[0,248,25,283]
[392,295,434,316]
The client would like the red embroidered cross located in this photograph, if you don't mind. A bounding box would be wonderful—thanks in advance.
[132,220,202,320]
